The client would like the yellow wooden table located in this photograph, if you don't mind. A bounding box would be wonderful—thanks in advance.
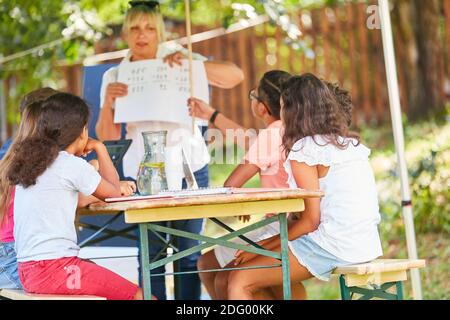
[85,188,323,300]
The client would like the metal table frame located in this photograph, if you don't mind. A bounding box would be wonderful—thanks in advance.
[139,214,291,300]
[122,197,306,300]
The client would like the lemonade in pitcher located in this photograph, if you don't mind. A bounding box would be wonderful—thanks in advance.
[136,131,168,195]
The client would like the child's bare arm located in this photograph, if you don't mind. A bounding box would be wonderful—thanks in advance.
[235,160,321,263]
[224,162,259,188]
[77,194,100,208]
[285,161,321,239]
[261,161,321,243]
[84,139,121,200]
[224,162,260,222]
[188,98,251,150]
[77,181,136,209]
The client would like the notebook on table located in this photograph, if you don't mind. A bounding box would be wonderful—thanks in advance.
[105,187,297,202]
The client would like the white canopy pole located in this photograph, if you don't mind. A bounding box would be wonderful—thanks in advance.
[378,0,422,300]
[184,0,195,134]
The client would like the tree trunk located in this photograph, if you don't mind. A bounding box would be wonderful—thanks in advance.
[392,0,421,116]
[413,0,445,118]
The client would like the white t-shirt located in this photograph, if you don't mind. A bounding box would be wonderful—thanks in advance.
[284,135,383,263]
[99,43,210,189]
[14,151,101,263]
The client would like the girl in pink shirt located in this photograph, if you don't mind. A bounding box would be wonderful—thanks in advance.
[0,187,19,289]
[0,88,57,289]
[189,70,303,300]
[0,187,15,244]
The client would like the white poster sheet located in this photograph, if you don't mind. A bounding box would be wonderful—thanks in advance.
[114,59,209,126]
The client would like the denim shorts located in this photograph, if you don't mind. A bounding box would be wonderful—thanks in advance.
[288,235,352,281]
[0,242,22,289]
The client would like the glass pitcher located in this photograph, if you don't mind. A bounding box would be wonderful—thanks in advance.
[136,131,168,195]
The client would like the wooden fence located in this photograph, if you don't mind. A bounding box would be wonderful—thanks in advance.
[59,0,450,130]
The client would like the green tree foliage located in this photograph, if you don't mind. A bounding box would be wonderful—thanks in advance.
[0,0,105,124]
[1,0,320,127]
[365,119,450,236]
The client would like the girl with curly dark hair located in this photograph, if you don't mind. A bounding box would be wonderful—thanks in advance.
[323,81,354,127]
[5,92,146,300]
[227,73,382,300]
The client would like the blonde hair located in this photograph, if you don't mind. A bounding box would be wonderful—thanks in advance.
[122,5,166,43]
[19,87,58,114]
[0,88,57,226]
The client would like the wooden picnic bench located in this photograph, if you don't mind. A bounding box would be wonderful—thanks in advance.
[333,259,426,300]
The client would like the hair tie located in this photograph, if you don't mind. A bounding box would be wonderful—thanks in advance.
[129,1,160,10]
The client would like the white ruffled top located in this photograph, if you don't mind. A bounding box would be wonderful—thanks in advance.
[284,135,383,263]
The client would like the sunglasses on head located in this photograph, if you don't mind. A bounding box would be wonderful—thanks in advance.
[129,1,160,10]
